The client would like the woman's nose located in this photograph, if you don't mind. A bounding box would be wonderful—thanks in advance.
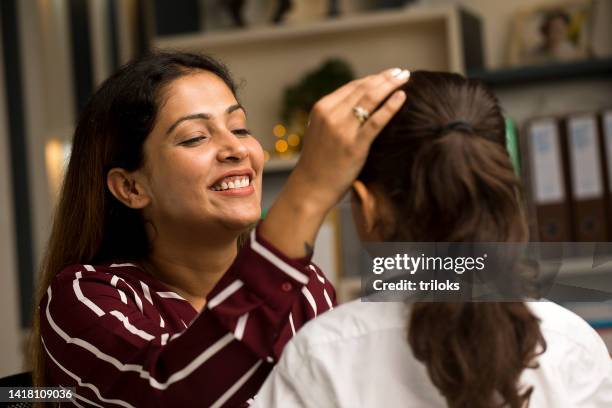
[216,129,248,162]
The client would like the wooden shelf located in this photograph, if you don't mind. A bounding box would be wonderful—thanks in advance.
[467,57,612,87]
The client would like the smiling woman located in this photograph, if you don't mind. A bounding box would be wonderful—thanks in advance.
[104,69,266,312]
[29,51,408,407]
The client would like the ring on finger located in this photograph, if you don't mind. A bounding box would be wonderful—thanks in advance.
[352,105,370,125]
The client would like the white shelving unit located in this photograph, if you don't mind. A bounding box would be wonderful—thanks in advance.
[153,5,477,151]
[156,6,466,64]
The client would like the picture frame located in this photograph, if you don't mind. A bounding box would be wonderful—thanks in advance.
[508,0,593,67]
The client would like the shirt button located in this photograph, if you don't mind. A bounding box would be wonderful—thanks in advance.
[281,282,293,292]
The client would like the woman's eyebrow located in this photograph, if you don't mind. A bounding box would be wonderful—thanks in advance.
[166,113,210,135]
[165,103,246,135]
[227,103,246,116]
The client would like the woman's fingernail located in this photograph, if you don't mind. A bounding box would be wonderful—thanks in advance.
[393,91,406,101]
[391,68,402,77]
[397,70,410,80]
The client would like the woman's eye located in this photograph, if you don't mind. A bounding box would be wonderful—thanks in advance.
[232,128,251,136]
[180,135,207,146]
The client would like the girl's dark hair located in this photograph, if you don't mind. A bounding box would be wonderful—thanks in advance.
[29,51,237,391]
[358,71,546,408]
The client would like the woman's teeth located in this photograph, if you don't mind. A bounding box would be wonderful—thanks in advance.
[212,176,251,191]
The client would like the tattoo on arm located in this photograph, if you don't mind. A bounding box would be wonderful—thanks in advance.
[304,242,314,258]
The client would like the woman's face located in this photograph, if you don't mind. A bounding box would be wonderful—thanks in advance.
[140,70,264,234]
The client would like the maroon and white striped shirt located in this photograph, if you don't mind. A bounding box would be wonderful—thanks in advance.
[39,226,336,407]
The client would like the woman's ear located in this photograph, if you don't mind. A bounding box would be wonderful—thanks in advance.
[351,180,379,238]
[107,168,151,209]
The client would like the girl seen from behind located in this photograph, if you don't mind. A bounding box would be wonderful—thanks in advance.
[253,71,612,408]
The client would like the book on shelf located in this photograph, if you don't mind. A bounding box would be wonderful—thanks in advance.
[564,113,608,241]
[524,117,572,241]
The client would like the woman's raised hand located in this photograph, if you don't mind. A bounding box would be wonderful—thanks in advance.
[260,68,409,258]
[293,67,409,211]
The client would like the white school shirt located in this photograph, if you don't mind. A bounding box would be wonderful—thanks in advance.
[252,300,612,407]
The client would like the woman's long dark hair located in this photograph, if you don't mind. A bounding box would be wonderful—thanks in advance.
[29,51,238,390]
[358,71,546,408]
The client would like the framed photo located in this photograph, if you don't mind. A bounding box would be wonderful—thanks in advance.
[508,0,593,67]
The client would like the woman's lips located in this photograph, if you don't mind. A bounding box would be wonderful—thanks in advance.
[210,184,255,197]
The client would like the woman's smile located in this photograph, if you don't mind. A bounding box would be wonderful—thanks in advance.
[209,168,256,196]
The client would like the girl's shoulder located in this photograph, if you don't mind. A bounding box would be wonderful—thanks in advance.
[527,301,604,349]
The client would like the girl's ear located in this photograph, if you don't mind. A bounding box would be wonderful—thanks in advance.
[351,180,379,237]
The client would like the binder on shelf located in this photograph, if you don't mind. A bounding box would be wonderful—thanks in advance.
[564,113,608,241]
[599,109,612,241]
[525,118,572,242]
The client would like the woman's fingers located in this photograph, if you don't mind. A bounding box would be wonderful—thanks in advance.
[315,75,371,111]
[359,90,407,143]
[339,68,409,117]
[316,68,404,113]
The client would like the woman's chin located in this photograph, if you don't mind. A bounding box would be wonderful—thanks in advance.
[219,213,261,232]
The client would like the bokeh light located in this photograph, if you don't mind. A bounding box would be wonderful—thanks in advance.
[287,133,300,147]
[273,124,287,138]
[275,139,288,153]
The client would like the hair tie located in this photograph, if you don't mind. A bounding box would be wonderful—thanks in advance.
[437,121,474,136]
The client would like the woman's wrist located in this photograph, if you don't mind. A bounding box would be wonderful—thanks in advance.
[286,163,339,214]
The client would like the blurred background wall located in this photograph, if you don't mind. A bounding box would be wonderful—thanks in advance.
[0,25,21,376]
